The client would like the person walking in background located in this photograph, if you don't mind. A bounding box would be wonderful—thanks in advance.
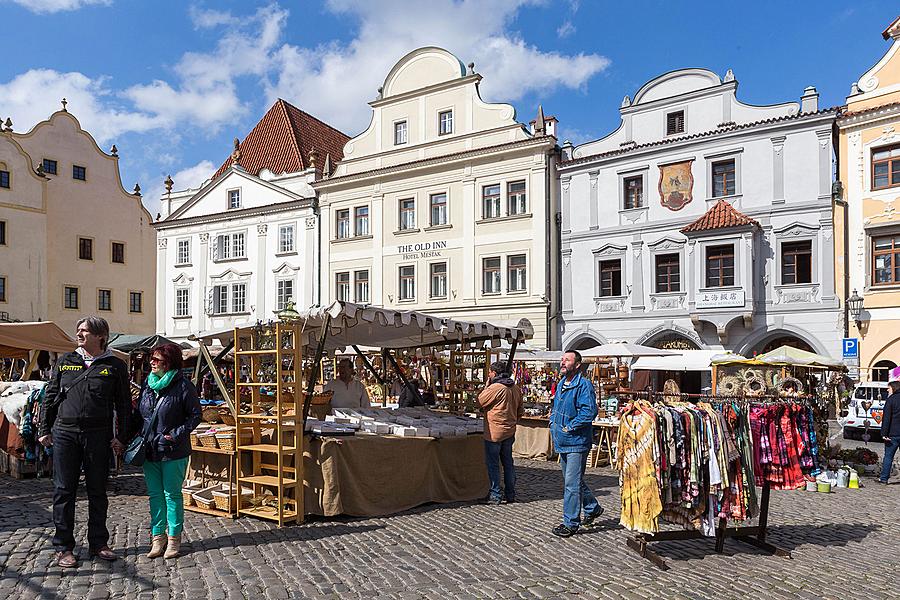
[549,350,603,537]
[477,360,523,504]
[878,378,900,484]
[137,343,202,559]
[39,316,129,568]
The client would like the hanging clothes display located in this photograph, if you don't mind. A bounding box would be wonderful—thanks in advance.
[749,403,820,490]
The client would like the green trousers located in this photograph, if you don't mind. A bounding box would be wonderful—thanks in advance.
[142,457,189,536]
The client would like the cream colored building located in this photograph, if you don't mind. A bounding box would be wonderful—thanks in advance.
[0,105,156,333]
[836,16,900,381]
[313,47,559,348]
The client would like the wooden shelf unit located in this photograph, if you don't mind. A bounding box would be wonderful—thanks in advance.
[186,444,238,519]
[234,323,304,527]
[447,349,489,414]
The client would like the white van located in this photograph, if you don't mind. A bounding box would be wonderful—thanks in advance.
[839,381,889,439]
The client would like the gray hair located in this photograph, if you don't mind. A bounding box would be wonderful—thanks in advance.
[76,316,110,350]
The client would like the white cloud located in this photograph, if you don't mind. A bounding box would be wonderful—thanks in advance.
[188,5,238,29]
[144,159,216,216]
[557,20,575,38]
[558,126,596,146]
[7,0,110,14]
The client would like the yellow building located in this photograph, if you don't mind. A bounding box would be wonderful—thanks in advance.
[0,103,156,334]
[836,16,900,381]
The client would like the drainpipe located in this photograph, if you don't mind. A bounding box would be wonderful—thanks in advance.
[314,197,322,307]
[544,147,553,349]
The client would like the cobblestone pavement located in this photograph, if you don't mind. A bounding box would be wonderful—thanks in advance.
[1,449,897,600]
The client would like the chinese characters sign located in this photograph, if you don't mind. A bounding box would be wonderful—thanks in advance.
[696,289,745,308]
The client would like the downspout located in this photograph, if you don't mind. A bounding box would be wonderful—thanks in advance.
[314,197,322,307]
[833,120,850,338]
[544,146,553,349]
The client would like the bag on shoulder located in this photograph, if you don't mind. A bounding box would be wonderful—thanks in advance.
[125,395,162,467]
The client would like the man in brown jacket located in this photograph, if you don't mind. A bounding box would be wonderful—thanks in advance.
[477,360,524,504]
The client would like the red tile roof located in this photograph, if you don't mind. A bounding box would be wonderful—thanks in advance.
[680,199,760,234]
[212,99,350,180]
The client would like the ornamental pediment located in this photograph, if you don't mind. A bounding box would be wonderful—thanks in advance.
[647,237,686,251]
[171,273,193,285]
[210,267,251,282]
[272,262,301,275]
[592,243,627,257]
[773,222,819,237]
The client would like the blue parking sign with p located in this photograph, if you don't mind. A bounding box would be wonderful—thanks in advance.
[842,338,858,359]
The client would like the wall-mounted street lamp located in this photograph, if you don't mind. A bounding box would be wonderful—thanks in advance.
[848,289,864,329]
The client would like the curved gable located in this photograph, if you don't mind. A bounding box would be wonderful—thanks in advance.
[632,69,722,105]
[382,47,466,98]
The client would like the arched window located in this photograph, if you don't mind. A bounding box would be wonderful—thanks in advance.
[872,360,896,382]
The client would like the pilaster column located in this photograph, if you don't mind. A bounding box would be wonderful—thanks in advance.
[588,171,599,230]
[156,237,167,334]
[256,224,267,318]
[198,233,209,332]
[560,176,571,234]
[631,238,645,312]
[817,129,832,199]
[771,136,785,203]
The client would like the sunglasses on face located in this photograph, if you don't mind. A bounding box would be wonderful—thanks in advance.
[149,357,164,364]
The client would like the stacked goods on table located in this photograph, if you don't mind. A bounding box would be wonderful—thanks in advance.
[306,407,484,438]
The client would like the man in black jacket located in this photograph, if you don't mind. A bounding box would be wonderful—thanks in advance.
[39,316,129,568]
[878,379,900,484]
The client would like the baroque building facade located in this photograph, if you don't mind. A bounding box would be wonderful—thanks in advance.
[558,68,841,358]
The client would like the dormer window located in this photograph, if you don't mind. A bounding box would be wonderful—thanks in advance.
[439,110,453,135]
[394,121,408,145]
[666,110,685,136]
[228,189,241,209]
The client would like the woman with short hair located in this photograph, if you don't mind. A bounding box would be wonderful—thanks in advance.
[136,343,201,559]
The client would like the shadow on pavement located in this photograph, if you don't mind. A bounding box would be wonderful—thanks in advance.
[181,523,387,555]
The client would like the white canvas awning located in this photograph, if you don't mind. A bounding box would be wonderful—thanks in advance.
[631,350,729,372]
[580,343,677,359]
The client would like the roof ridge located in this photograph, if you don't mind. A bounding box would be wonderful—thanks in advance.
[276,98,305,172]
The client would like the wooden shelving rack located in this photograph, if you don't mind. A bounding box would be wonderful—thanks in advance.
[186,443,238,518]
[448,349,488,414]
[234,323,304,526]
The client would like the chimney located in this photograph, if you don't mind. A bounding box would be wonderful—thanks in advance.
[561,140,574,161]
[801,86,819,113]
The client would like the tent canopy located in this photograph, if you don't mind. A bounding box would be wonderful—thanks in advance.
[579,343,676,359]
[711,345,845,370]
[0,322,75,358]
[631,350,732,373]
[107,333,178,353]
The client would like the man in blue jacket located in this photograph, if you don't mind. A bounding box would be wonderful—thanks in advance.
[550,350,602,537]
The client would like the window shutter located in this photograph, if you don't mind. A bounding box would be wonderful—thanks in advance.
[205,287,215,315]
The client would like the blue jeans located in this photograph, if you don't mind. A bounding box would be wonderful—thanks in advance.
[484,437,516,501]
[560,451,599,528]
[881,437,900,481]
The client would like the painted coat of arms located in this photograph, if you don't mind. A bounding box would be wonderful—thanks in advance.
[658,160,694,211]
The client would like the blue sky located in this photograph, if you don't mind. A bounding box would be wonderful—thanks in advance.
[0,1,894,215]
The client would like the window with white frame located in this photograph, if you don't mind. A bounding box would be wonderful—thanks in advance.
[430,262,447,299]
[398,265,415,301]
[354,270,369,303]
[711,159,736,198]
[482,184,501,219]
[335,272,351,302]
[430,193,447,226]
[354,206,369,236]
[228,189,241,209]
[483,257,501,294]
[394,121,408,145]
[623,175,644,210]
[508,254,527,292]
[232,283,246,313]
[276,279,294,311]
[278,224,295,253]
[212,283,245,314]
[399,198,416,230]
[176,239,191,265]
[438,110,453,135]
[336,209,351,239]
[214,232,245,260]
[175,288,190,317]
[507,181,527,215]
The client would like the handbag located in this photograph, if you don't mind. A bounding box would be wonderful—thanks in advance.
[124,395,163,467]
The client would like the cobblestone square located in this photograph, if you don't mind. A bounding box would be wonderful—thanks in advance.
[0,452,896,600]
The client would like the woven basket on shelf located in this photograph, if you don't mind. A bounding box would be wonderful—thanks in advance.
[181,481,204,507]
[192,485,221,510]
[215,433,235,451]
[198,433,218,449]
[218,409,236,426]
[202,407,222,424]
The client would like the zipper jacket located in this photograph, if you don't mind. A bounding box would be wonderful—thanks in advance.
[549,372,597,453]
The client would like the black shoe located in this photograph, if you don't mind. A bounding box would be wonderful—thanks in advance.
[505,497,516,504]
[875,479,889,485]
[479,496,502,505]
[552,524,577,538]
[582,506,604,527]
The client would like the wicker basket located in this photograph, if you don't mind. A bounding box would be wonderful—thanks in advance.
[191,425,212,447]
[198,433,218,449]
[215,433,235,451]
[182,481,204,507]
[192,485,222,510]
[211,485,252,511]
[305,390,334,405]
[202,407,222,424]
[219,409,236,426]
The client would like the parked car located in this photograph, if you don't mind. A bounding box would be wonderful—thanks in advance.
[839,381,889,439]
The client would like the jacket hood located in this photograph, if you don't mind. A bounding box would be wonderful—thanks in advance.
[491,375,516,387]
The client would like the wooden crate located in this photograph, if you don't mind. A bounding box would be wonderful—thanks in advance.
[0,449,9,474]
[0,449,37,479]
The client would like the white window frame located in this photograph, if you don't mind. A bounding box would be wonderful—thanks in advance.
[394,120,408,145]
[214,231,246,261]
[429,261,448,300]
[438,109,453,135]
[176,238,191,265]
[705,149,743,199]
[276,278,295,311]
[482,184,501,219]
[398,264,416,302]
[482,257,501,295]
[354,269,370,304]
[227,188,242,210]
[335,271,351,302]
[175,287,190,317]
[278,223,296,254]
[354,206,370,236]
[507,254,527,293]
[507,181,527,216]
[399,198,416,231]
[429,192,448,227]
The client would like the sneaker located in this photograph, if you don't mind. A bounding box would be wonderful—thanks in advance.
[875,479,889,485]
[582,506,605,527]
[551,523,577,538]
[479,496,502,505]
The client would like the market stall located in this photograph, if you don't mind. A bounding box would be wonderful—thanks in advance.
[630,350,727,394]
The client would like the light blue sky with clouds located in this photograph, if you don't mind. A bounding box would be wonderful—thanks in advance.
[0,1,894,215]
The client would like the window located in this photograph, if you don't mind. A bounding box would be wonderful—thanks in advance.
[336,209,351,239]
[228,189,241,209]
[438,110,453,135]
[232,283,246,313]
[211,284,243,314]
[42,159,57,175]
[177,239,191,265]
[873,235,900,285]
[72,165,86,181]
[482,185,501,219]
[781,241,812,285]
[64,286,79,309]
[872,145,900,190]
[0,170,9,189]
[175,288,190,317]
[278,224,295,253]
[508,181,527,215]
[98,289,111,311]
[394,121,408,145]
[705,245,735,288]
[399,265,415,301]
[482,257,501,294]
[599,260,622,297]
[430,193,447,226]
[355,270,369,304]
[276,279,294,310]
[0,221,5,245]
[712,159,736,197]
[399,198,416,230]
[430,262,447,299]
[508,254,527,292]
[78,237,93,261]
[111,242,125,264]
[129,291,143,313]
[215,232,245,260]
[0,277,5,302]
[335,272,351,302]
[214,285,228,315]
[655,253,680,293]
[666,110,685,136]
[354,207,369,236]
[624,176,643,210]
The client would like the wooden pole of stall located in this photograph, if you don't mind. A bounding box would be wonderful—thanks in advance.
[301,314,332,431]
[198,343,235,414]
[353,345,386,385]
[504,339,519,375]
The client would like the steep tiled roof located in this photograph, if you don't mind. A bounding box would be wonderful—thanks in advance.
[212,99,350,180]
[681,199,760,234]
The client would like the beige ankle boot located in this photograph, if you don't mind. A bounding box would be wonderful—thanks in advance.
[147,534,167,558]
[164,535,181,559]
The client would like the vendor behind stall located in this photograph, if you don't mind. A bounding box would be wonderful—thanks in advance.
[324,359,371,408]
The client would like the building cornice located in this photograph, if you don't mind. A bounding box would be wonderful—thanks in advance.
[153,198,314,231]
[370,74,483,108]
[838,101,900,128]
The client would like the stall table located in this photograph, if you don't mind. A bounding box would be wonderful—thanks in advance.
[513,417,555,460]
